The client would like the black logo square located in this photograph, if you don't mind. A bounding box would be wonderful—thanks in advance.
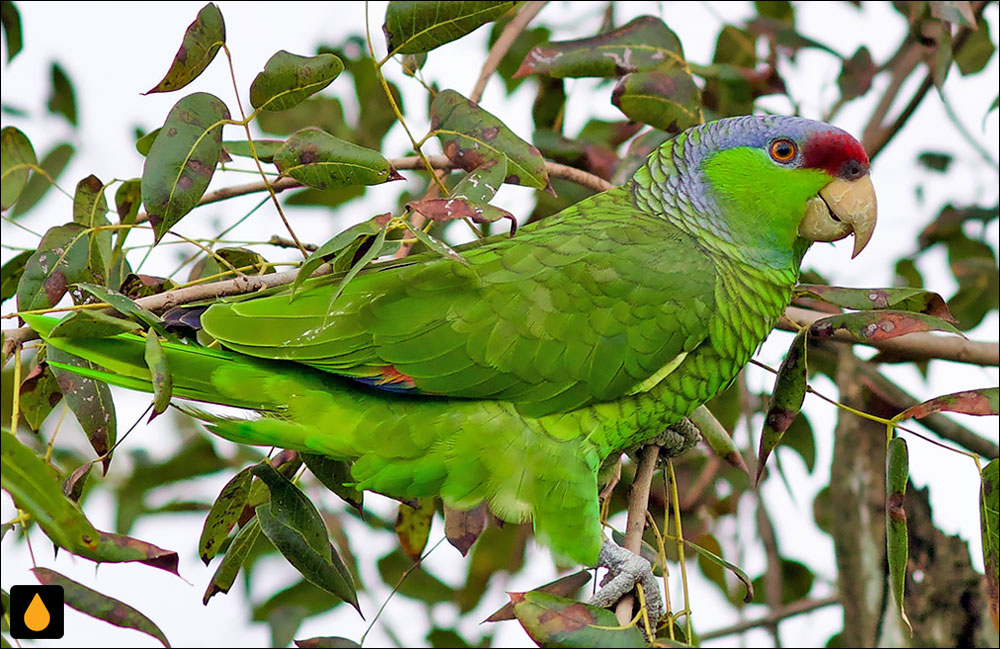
[9,585,64,639]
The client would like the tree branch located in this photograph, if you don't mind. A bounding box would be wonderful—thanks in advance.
[780,306,999,367]
[698,595,841,641]
[469,1,547,103]
[864,1,989,159]
[810,345,999,459]
[614,443,660,626]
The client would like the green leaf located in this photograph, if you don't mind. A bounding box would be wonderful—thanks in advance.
[251,462,359,613]
[431,89,549,190]
[72,175,113,282]
[300,453,363,513]
[48,347,117,473]
[16,223,94,312]
[687,535,754,604]
[485,571,590,622]
[916,151,953,172]
[450,156,507,204]
[199,466,253,564]
[9,142,74,218]
[511,591,647,648]
[143,328,173,417]
[113,178,142,258]
[407,198,516,233]
[611,66,703,133]
[325,223,388,308]
[274,127,401,190]
[75,282,170,339]
[0,430,100,554]
[808,309,964,342]
[135,128,160,157]
[955,17,996,75]
[886,437,912,632]
[222,139,284,162]
[396,498,435,561]
[250,51,343,112]
[1,1,23,62]
[33,568,170,648]
[689,405,749,477]
[141,92,230,242]
[515,15,685,79]
[405,222,468,265]
[47,62,77,126]
[893,387,999,421]
[837,46,876,101]
[145,2,226,94]
[795,286,958,321]
[1,126,36,210]
[119,274,178,300]
[0,250,32,304]
[204,518,261,604]
[383,1,519,55]
[749,558,815,605]
[980,458,999,631]
[18,355,62,430]
[290,217,383,297]
[756,328,808,486]
[89,531,179,575]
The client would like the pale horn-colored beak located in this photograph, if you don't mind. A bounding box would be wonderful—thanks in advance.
[797,174,877,258]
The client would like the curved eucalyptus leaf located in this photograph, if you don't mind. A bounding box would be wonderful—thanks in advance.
[1,126,36,210]
[516,15,685,79]
[250,50,343,112]
[33,568,170,648]
[431,89,549,191]
[145,2,226,94]
[274,127,402,190]
[9,142,74,218]
[141,92,230,242]
[383,1,519,55]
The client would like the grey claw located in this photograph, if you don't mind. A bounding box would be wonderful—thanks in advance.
[588,538,664,622]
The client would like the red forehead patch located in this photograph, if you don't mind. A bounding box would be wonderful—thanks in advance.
[801,130,869,178]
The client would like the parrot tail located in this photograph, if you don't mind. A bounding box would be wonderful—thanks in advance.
[24,314,277,409]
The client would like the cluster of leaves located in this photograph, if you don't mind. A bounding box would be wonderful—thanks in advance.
[1,1,998,648]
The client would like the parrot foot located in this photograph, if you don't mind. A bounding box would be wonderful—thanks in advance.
[589,538,664,622]
[653,416,701,458]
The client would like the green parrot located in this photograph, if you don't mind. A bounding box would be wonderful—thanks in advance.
[27,114,876,613]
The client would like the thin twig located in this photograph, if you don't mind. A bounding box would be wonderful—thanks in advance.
[614,443,661,626]
[864,1,989,160]
[469,1,547,102]
[699,595,841,641]
[128,157,611,230]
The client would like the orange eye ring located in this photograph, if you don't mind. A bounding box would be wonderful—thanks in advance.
[769,139,797,163]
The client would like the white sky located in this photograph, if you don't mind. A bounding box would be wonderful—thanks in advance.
[2,2,998,648]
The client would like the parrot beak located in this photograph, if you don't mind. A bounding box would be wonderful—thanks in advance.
[798,174,877,258]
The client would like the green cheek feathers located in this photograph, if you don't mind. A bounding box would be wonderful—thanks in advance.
[702,148,831,263]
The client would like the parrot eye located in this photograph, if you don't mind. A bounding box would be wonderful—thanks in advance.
[769,139,797,163]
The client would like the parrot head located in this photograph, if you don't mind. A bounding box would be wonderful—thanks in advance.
[691,115,877,260]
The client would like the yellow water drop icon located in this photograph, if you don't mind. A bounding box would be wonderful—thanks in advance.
[24,592,51,632]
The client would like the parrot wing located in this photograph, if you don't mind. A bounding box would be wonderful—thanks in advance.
[201,188,719,417]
